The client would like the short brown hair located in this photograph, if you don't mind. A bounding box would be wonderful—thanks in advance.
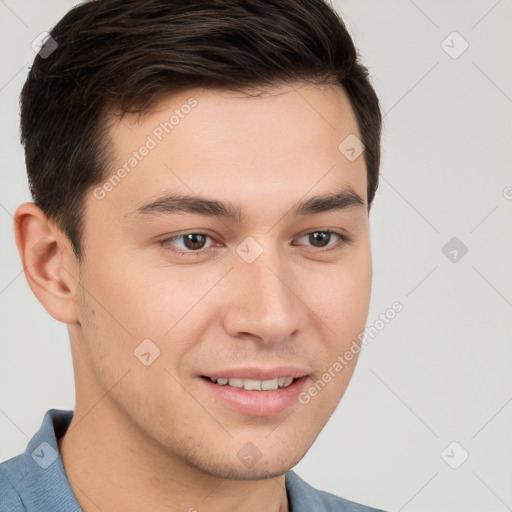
[20,0,382,261]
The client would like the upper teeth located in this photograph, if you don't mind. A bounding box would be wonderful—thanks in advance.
[212,377,294,390]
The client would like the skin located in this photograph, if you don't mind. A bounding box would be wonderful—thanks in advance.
[14,82,372,512]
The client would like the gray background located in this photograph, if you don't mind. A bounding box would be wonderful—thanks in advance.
[1,1,511,511]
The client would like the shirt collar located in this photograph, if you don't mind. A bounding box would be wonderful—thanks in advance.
[19,409,81,511]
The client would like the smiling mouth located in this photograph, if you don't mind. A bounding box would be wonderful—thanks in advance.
[201,376,297,391]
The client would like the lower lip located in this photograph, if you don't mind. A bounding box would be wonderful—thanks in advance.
[200,376,309,417]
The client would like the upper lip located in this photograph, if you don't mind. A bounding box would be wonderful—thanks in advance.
[202,366,310,381]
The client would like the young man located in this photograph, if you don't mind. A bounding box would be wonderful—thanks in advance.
[1,0,385,510]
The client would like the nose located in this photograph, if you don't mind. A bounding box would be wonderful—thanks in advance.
[221,241,304,346]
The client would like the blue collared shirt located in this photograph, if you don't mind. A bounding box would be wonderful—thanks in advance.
[1,409,385,511]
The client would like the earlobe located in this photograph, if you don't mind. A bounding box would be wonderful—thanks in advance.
[13,202,80,324]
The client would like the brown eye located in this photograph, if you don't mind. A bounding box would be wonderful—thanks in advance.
[181,233,209,250]
[307,231,331,248]
[161,233,214,254]
[296,231,349,250]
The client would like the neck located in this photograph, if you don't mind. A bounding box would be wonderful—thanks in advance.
[58,401,289,512]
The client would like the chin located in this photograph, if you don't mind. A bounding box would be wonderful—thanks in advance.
[196,461,294,481]
[183,445,309,481]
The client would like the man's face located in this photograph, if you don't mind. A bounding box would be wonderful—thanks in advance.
[73,82,372,479]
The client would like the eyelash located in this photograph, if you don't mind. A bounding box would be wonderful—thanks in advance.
[160,230,351,257]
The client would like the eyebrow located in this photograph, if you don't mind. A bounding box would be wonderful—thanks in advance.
[128,187,366,222]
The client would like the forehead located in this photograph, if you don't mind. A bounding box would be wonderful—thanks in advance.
[92,82,367,223]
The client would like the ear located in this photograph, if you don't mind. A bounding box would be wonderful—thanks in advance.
[13,202,80,324]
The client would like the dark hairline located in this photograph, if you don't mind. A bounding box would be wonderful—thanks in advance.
[20,0,382,261]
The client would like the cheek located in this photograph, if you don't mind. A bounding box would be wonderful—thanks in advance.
[81,252,179,338]
[297,252,371,423]
[77,250,221,392]
[309,245,372,341]
[76,264,188,416]
[76,254,169,382]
